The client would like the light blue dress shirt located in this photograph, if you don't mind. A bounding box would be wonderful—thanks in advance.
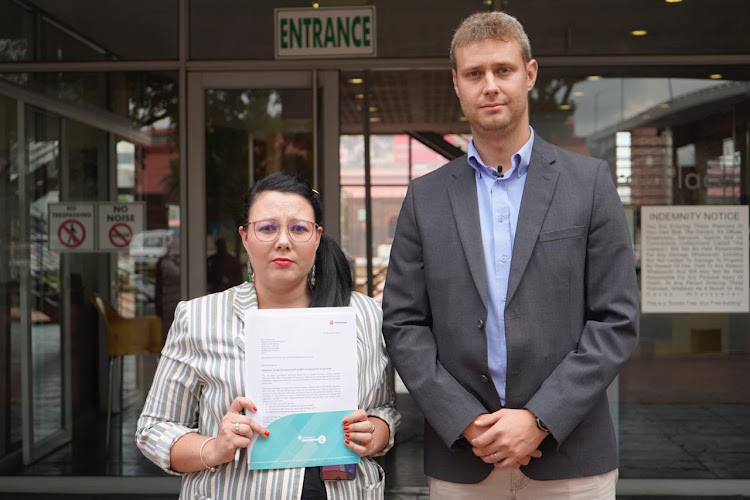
[467,128,534,406]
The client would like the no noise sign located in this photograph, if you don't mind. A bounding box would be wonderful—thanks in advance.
[98,202,145,251]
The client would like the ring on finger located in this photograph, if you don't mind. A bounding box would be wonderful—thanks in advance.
[369,423,376,434]
[492,452,499,462]
[234,422,240,434]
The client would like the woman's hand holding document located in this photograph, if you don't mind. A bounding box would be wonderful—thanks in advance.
[244,307,359,470]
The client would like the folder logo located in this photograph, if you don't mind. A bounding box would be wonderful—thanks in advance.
[298,434,327,444]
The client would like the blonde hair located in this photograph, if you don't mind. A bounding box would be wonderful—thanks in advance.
[450,11,532,69]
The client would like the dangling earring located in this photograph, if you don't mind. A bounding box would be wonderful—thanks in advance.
[307,263,317,290]
[246,260,254,283]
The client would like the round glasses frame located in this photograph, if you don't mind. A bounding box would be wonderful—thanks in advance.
[241,218,319,243]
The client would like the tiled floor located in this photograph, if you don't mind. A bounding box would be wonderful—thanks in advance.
[2,393,749,498]
[619,402,750,479]
[2,394,428,497]
[3,395,162,477]
[378,394,428,499]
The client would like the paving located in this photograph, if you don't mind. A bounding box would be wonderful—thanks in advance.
[2,392,749,498]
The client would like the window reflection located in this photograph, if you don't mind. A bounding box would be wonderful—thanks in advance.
[0,72,181,462]
[0,0,178,62]
[0,94,23,457]
[27,109,64,442]
[204,88,314,293]
[340,135,448,300]
[342,72,750,479]
[541,76,750,479]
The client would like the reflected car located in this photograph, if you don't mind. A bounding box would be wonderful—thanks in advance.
[129,229,171,265]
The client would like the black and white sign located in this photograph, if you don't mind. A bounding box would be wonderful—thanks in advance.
[98,202,145,251]
[642,205,749,313]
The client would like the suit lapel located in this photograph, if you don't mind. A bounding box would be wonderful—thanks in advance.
[447,157,488,309]
[232,282,257,353]
[506,138,560,304]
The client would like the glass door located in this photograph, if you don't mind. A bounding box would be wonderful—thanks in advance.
[20,106,72,464]
[0,71,181,468]
[0,94,23,466]
[186,71,340,298]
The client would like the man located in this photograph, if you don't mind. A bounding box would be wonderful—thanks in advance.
[207,237,243,293]
[382,11,639,499]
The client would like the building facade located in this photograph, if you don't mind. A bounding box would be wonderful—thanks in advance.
[1,0,749,496]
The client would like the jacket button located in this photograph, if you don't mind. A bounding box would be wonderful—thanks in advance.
[481,374,489,383]
[477,319,484,329]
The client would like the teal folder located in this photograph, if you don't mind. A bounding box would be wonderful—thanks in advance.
[249,410,359,470]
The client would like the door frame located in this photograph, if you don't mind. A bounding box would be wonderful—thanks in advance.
[185,70,340,299]
[19,104,73,465]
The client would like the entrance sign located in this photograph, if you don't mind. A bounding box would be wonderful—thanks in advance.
[275,7,376,59]
[98,202,145,251]
[48,203,95,251]
[641,205,749,313]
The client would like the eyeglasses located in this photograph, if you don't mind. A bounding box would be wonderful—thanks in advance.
[241,219,319,243]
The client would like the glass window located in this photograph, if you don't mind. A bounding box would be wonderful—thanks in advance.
[371,135,409,185]
[204,87,313,293]
[530,73,750,479]
[410,137,448,179]
[26,108,64,442]
[188,1,744,60]
[190,0,274,60]
[0,0,34,61]
[0,70,180,467]
[0,70,181,338]
[0,0,178,61]
[0,93,22,458]
[507,1,746,57]
[346,66,749,483]
[370,184,407,301]
[339,72,452,298]
[340,135,365,185]
[340,184,367,293]
[40,17,108,61]
[6,0,742,62]
[189,0,479,60]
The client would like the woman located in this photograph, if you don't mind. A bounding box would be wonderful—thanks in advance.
[136,172,400,499]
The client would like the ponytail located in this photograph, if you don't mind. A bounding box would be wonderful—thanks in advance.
[310,233,353,308]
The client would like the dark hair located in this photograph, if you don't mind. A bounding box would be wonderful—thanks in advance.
[240,172,352,307]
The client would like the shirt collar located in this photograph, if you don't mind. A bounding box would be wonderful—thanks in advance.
[468,127,535,179]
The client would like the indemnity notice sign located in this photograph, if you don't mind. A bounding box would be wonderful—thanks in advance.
[275,7,376,59]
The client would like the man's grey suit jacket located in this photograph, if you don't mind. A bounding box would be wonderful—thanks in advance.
[382,135,640,483]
